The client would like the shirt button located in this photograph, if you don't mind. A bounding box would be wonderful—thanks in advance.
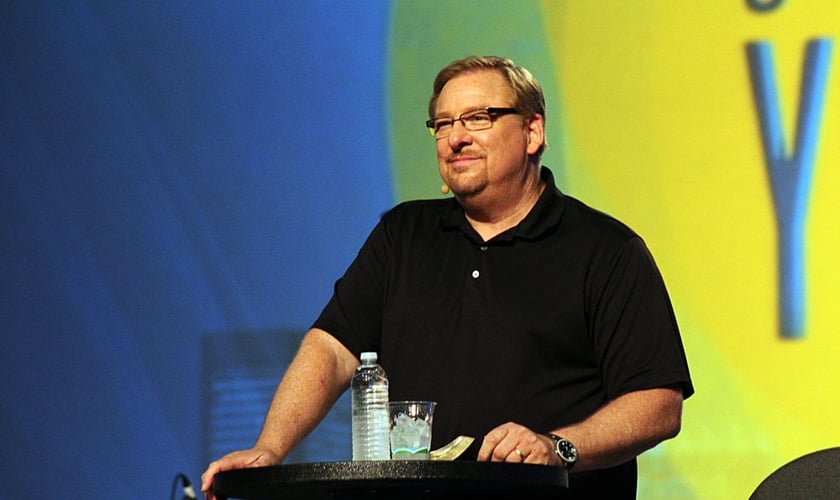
[480,245,488,251]
[471,270,480,279]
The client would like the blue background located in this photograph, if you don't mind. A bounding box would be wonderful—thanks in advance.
[1,2,394,497]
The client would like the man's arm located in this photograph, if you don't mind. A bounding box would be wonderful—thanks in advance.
[478,387,684,468]
[200,328,358,499]
[254,328,359,455]
[550,386,684,470]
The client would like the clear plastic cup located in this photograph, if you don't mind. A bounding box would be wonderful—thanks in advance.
[388,401,437,460]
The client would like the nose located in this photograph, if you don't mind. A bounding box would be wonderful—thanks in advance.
[447,120,473,148]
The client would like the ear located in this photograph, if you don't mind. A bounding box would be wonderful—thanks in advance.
[525,114,545,156]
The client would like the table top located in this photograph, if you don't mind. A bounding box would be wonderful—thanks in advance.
[213,460,569,499]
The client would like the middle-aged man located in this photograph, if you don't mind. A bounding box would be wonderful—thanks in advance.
[202,55,694,499]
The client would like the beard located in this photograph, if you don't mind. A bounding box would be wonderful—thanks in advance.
[441,160,488,197]
[446,174,486,197]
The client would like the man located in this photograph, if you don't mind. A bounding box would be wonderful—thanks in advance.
[201,56,693,499]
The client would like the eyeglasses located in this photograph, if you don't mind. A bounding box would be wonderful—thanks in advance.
[425,107,519,138]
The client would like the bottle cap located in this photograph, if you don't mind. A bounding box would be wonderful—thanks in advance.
[360,352,377,362]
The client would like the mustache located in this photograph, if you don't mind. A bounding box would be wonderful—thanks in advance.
[447,151,483,162]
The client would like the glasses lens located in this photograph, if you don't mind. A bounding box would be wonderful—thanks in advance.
[461,110,493,131]
[433,119,452,137]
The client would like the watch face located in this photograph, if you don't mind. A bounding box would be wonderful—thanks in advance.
[557,439,577,462]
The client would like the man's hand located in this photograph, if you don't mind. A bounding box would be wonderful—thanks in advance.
[476,422,558,465]
[200,448,280,500]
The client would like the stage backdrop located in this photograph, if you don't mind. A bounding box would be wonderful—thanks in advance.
[2,1,838,499]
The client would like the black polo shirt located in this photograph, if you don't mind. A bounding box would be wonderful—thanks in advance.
[313,166,693,497]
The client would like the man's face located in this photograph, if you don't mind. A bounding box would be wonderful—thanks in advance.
[433,69,542,200]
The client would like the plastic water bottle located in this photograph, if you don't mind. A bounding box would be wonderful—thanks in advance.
[351,351,391,460]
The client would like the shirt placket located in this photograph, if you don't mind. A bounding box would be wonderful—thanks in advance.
[463,243,489,304]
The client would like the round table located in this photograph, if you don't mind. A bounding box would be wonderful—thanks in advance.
[213,460,569,499]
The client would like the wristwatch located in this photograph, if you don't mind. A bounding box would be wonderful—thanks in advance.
[548,433,578,469]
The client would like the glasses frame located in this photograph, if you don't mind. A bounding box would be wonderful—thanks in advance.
[425,107,519,138]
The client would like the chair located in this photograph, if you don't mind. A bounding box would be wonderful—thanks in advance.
[749,447,840,499]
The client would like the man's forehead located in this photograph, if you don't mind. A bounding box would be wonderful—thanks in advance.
[435,70,513,114]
